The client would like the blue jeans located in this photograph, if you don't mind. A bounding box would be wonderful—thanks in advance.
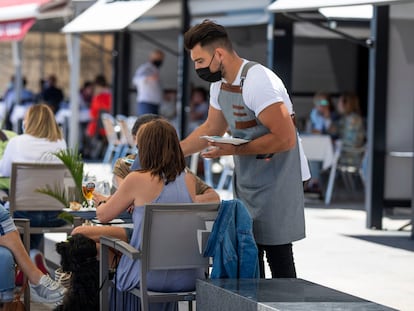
[13,211,66,249]
[0,246,15,299]
[137,102,159,115]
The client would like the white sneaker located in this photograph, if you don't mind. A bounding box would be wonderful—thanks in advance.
[55,267,72,289]
[29,274,67,304]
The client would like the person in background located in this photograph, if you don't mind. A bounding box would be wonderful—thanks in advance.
[159,89,177,123]
[0,204,67,304]
[0,104,67,249]
[3,77,35,132]
[40,75,64,114]
[335,92,366,166]
[1,75,15,100]
[132,49,165,115]
[306,92,338,193]
[78,81,94,155]
[187,86,209,135]
[309,92,338,137]
[79,81,94,111]
[85,75,112,159]
[181,20,305,278]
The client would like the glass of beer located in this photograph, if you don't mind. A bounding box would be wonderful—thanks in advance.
[82,173,97,208]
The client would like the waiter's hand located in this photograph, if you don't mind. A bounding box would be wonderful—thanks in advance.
[201,142,236,158]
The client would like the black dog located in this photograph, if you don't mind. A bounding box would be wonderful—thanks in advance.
[54,234,99,311]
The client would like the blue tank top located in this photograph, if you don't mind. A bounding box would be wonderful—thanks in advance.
[116,172,203,292]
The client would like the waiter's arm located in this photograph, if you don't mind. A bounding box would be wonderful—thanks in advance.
[181,106,228,156]
[203,102,296,158]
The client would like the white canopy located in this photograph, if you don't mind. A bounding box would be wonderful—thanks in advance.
[62,0,160,33]
[268,0,413,12]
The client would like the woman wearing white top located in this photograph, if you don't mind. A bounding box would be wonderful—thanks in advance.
[0,103,67,249]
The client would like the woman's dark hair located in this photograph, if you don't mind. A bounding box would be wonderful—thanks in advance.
[137,119,186,184]
[184,19,232,51]
[131,114,163,137]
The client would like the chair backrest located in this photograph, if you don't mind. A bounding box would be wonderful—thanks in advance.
[9,162,68,213]
[116,114,135,147]
[140,202,219,272]
[101,112,120,145]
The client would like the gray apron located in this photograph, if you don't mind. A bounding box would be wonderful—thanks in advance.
[217,62,305,245]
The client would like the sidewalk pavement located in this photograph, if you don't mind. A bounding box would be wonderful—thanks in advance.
[293,200,413,311]
[32,163,413,310]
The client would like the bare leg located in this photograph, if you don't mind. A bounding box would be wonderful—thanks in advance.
[0,230,44,284]
[72,226,128,243]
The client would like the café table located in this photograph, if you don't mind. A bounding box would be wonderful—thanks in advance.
[300,134,334,170]
[62,207,133,224]
[197,278,396,311]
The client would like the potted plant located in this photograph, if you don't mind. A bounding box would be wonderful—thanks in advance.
[36,147,84,223]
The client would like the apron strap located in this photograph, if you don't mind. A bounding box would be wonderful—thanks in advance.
[240,62,259,88]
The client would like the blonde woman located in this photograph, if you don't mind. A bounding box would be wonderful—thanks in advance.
[0,103,67,249]
[0,103,66,176]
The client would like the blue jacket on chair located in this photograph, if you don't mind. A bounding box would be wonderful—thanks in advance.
[204,199,259,279]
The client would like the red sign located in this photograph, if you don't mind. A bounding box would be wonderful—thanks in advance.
[0,1,51,9]
[0,18,35,41]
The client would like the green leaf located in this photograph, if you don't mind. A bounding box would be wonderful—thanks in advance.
[57,211,74,225]
[52,147,84,202]
[36,185,69,207]
[36,147,85,206]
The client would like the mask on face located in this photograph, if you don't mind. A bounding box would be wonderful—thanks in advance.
[196,53,222,82]
[152,60,163,68]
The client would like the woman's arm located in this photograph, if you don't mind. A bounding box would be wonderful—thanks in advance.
[96,173,137,223]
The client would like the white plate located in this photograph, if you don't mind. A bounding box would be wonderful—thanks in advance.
[62,207,96,212]
[200,136,250,145]
[91,218,124,225]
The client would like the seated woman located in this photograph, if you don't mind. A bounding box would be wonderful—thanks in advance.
[306,92,338,193]
[335,92,366,166]
[72,114,219,251]
[96,119,205,298]
[0,103,67,249]
[0,205,66,303]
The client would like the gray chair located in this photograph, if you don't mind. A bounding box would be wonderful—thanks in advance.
[325,141,366,205]
[101,113,124,165]
[99,202,219,311]
[9,162,82,237]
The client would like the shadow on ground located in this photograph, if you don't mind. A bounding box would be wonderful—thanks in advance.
[346,234,414,252]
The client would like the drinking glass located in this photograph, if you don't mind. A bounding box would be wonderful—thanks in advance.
[95,180,111,197]
[82,173,97,208]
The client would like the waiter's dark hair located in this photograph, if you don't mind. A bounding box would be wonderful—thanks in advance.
[184,19,233,51]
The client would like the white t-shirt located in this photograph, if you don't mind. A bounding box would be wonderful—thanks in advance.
[209,59,311,181]
[132,62,162,104]
[210,59,293,116]
[0,134,67,177]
